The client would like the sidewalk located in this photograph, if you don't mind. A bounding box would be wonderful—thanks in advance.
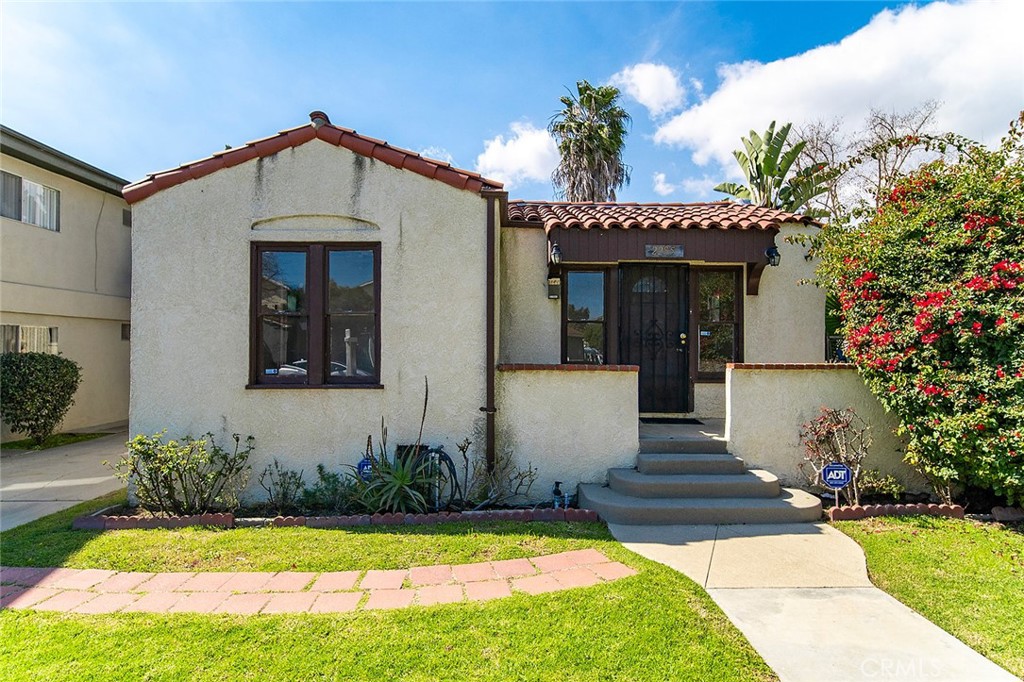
[610,522,1018,682]
[0,432,127,531]
[0,549,636,614]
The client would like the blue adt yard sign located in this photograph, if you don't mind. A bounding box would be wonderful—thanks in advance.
[822,463,853,490]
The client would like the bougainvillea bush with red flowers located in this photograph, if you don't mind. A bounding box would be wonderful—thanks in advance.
[818,114,1024,504]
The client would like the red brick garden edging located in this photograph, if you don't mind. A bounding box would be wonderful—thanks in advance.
[72,508,599,531]
[828,503,964,522]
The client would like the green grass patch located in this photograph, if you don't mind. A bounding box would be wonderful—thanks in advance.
[3,491,616,572]
[0,494,776,682]
[836,515,1023,677]
[1,432,110,451]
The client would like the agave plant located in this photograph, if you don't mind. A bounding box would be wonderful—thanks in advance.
[356,454,431,514]
[714,121,830,217]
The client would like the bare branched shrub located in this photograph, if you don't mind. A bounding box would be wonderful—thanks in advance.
[798,407,872,506]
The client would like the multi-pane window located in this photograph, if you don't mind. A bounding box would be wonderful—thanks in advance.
[1,325,58,353]
[252,243,380,386]
[1,171,60,231]
[564,271,605,364]
[696,269,741,375]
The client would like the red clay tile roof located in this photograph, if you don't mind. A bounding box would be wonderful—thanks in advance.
[123,115,503,204]
[506,201,821,232]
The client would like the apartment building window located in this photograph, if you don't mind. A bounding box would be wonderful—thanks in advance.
[1,325,59,353]
[1,171,61,231]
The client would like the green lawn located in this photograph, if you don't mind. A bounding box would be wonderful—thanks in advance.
[0,432,110,451]
[836,515,1024,678]
[0,493,775,682]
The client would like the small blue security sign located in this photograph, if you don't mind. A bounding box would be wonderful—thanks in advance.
[822,463,853,490]
[356,456,374,482]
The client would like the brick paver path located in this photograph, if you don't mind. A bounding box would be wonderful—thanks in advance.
[0,549,636,615]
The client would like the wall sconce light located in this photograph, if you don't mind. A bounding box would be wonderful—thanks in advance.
[547,277,562,299]
[765,246,781,267]
[550,242,562,266]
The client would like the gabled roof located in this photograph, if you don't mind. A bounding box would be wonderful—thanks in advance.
[123,112,503,204]
[506,200,821,232]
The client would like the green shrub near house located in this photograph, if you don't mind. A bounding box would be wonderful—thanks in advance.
[0,352,82,446]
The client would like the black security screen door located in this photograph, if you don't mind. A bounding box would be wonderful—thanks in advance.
[619,264,690,413]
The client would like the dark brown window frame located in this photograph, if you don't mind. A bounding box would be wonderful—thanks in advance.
[561,267,611,365]
[691,266,744,383]
[249,242,382,389]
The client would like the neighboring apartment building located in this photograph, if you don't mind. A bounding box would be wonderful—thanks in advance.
[1,126,131,439]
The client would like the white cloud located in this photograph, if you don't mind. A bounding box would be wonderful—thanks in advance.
[652,172,677,196]
[689,78,705,101]
[609,63,686,117]
[475,122,559,189]
[419,146,455,164]
[654,1,1024,172]
[680,176,719,200]
[654,173,720,200]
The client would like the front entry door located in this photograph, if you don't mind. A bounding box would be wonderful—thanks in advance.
[619,264,690,413]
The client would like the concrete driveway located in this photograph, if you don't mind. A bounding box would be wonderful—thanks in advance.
[0,432,127,531]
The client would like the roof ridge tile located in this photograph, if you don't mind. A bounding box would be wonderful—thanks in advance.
[124,117,503,204]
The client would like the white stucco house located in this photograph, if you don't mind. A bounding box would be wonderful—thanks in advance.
[124,112,922,521]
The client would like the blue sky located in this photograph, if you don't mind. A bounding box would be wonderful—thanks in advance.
[2,1,1021,202]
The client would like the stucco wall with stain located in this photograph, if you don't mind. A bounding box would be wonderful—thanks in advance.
[726,366,929,493]
[496,366,639,501]
[130,140,492,496]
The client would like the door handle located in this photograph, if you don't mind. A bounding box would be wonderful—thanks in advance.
[678,332,687,348]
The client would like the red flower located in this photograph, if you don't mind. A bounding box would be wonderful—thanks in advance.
[976,424,986,431]
[972,322,983,336]
[921,333,940,344]
[853,271,878,288]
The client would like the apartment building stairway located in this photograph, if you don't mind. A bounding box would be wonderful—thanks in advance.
[578,421,822,525]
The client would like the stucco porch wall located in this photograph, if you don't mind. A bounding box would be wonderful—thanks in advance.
[725,364,928,493]
[496,364,639,502]
[129,139,492,500]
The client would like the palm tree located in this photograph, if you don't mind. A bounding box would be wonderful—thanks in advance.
[549,80,632,202]
[714,121,829,217]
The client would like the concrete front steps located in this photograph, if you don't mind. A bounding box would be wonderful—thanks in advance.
[579,427,822,525]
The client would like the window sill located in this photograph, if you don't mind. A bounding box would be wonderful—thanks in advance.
[245,383,385,390]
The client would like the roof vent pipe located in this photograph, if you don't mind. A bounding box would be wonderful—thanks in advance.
[309,111,331,129]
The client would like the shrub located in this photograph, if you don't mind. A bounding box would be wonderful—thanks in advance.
[257,459,305,515]
[859,469,906,502]
[301,464,359,514]
[0,352,82,445]
[798,407,872,506]
[818,113,1024,504]
[109,431,253,515]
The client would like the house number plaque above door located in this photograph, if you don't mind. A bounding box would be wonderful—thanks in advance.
[645,245,685,258]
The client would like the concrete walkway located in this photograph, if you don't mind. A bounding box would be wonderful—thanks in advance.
[610,522,1018,682]
[0,549,635,614]
[0,432,126,531]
